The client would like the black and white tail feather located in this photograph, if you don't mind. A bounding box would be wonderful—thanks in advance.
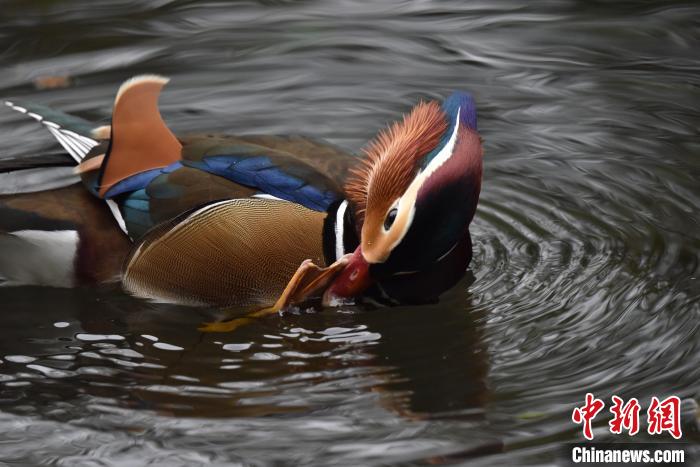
[3,101,128,235]
[4,101,99,163]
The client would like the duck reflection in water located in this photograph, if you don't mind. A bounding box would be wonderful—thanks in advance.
[0,274,487,423]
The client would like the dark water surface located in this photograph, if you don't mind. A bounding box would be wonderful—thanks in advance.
[1,1,699,465]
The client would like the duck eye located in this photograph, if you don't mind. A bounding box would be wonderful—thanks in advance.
[383,208,398,231]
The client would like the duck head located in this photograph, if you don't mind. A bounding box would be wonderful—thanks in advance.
[324,92,483,304]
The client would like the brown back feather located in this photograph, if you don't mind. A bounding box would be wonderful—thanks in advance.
[344,101,447,222]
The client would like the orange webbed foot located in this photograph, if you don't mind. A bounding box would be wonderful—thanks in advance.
[199,255,351,333]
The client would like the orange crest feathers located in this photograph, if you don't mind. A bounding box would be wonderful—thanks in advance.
[344,101,447,221]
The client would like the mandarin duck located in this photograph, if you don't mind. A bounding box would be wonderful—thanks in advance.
[1,75,482,325]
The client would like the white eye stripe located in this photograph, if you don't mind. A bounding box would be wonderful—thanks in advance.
[391,109,460,242]
[420,108,461,180]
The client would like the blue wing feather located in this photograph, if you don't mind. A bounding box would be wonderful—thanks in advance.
[120,189,154,239]
[104,162,183,198]
[102,145,342,238]
[184,155,338,211]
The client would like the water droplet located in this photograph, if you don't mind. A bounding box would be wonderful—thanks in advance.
[222,343,252,352]
[4,355,36,364]
[76,333,125,342]
[153,342,184,351]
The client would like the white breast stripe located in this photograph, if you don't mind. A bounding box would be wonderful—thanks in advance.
[334,200,348,261]
[106,199,129,237]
